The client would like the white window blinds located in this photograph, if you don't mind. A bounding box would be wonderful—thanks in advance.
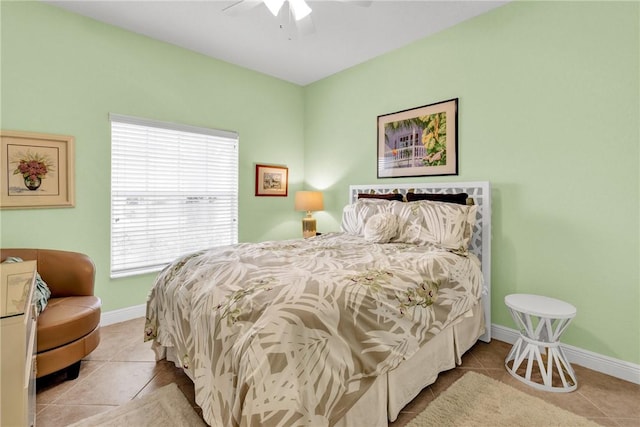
[110,114,238,278]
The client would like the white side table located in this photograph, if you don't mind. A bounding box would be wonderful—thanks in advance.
[504,294,577,392]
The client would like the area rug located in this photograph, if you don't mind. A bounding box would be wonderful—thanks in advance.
[68,383,206,427]
[406,371,601,427]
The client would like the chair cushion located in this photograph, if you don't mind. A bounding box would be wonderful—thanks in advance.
[37,296,101,353]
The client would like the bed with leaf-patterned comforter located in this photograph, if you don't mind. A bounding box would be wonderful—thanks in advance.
[145,232,483,427]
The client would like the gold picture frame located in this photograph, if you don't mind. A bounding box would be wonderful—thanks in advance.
[255,164,288,197]
[1,130,75,209]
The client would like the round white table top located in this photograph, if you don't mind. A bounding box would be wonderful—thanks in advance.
[505,293,576,318]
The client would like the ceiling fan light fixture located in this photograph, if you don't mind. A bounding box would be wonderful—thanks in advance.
[263,0,285,17]
[289,0,312,21]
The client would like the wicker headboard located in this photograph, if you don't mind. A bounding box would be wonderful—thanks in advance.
[349,181,492,342]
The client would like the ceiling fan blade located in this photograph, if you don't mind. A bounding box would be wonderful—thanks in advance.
[224,0,316,40]
[263,0,286,16]
[289,0,312,21]
[275,3,315,40]
[296,15,316,37]
[222,0,263,16]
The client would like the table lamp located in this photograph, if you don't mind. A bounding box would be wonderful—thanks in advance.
[295,191,323,238]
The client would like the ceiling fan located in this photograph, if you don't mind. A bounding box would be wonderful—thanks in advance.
[223,0,372,39]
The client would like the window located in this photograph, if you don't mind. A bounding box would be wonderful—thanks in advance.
[110,114,238,278]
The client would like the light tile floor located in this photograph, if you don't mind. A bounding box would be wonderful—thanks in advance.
[36,318,640,426]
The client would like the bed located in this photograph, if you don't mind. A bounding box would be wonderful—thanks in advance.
[145,181,491,427]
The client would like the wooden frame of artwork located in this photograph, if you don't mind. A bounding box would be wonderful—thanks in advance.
[255,164,288,197]
[1,130,75,209]
[377,98,458,178]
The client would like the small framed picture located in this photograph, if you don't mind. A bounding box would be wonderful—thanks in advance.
[377,98,458,178]
[1,260,36,317]
[255,164,288,197]
[1,130,75,209]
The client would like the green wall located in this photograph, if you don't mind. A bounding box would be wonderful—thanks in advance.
[1,1,638,365]
[1,2,305,312]
[304,1,639,364]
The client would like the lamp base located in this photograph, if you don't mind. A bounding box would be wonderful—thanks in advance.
[302,216,316,239]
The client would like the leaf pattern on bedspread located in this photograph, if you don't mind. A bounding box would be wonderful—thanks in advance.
[145,232,482,427]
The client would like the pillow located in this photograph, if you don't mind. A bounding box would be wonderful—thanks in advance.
[341,199,401,236]
[357,193,404,202]
[390,200,477,251]
[405,192,469,205]
[363,212,399,243]
[2,256,51,314]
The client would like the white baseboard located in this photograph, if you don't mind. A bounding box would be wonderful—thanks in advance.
[99,306,639,385]
[492,324,640,385]
[100,303,146,326]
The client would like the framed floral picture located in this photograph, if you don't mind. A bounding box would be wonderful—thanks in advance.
[377,98,458,178]
[1,130,75,209]
[255,164,288,197]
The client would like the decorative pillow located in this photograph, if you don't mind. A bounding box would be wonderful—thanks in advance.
[357,193,404,202]
[2,256,51,314]
[363,212,399,243]
[405,192,469,205]
[390,200,477,251]
[341,199,401,236]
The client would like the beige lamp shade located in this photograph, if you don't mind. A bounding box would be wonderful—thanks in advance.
[294,191,324,212]
[295,191,323,238]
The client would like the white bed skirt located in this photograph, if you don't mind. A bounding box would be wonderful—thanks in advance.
[336,306,485,426]
[159,305,485,427]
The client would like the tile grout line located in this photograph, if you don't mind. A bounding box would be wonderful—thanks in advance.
[575,388,616,421]
[39,360,107,406]
[132,368,163,400]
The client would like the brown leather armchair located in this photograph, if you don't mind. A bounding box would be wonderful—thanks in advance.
[0,249,101,379]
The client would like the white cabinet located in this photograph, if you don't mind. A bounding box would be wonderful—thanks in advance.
[1,260,37,427]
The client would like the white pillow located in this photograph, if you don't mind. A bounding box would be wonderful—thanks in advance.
[363,212,399,243]
[391,200,477,251]
[341,199,400,236]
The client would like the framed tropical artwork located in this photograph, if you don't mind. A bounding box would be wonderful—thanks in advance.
[1,130,75,209]
[377,98,458,178]
[255,164,288,197]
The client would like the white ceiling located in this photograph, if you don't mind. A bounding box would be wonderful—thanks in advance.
[43,0,508,86]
